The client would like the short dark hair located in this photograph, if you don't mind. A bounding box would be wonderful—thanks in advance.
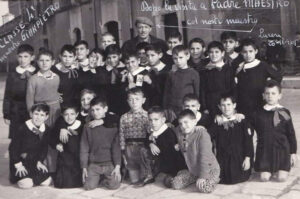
[17,44,34,55]
[136,42,150,51]
[148,106,166,118]
[178,109,196,120]
[167,31,182,41]
[264,80,282,93]
[220,31,238,41]
[90,48,105,58]
[37,49,54,60]
[183,93,199,104]
[105,44,121,57]
[207,41,225,52]
[90,96,108,108]
[145,43,163,54]
[189,37,205,48]
[61,102,79,114]
[60,44,76,55]
[123,51,139,61]
[31,103,50,115]
[219,92,236,104]
[127,87,144,98]
[240,38,258,50]
[74,40,89,49]
[172,45,189,55]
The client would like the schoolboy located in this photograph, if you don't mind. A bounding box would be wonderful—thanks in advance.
[200,41,235,117]
[80,97,121,190]
[171,109,220,193]
[161,31,183,68]
[3,44,36,183]
[119,88,151,184]
[208,92,253,184]
[101,32,117,50]
[141,106,187,187]
[173,94,212,128]
[145,44,171,106]
[163,45,200,115]
[121,52,154,110]
[136,42,150,68]
[220,31,244,70]
[104,44,127,115]
[188,38,209,74]
[74,40,90,69]
[89,47,105,68]
[9,103,52,188]
[52,44,79,106]
[252,80,297,182]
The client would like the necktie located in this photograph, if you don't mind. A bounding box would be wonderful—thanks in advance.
[32,127,43,139]
[270,108,291,127]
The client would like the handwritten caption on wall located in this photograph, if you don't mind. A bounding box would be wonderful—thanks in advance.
[0,2,60,63]
[141,0,296,46]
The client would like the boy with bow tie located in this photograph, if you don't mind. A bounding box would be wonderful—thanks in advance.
[3,44,37,183]
[9,103,52,188]
[252,80,297,182]
[208,92,253,184]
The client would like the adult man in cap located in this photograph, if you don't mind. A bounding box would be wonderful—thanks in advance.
[122,16,168,54]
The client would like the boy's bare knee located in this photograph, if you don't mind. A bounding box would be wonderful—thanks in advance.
[277,176,287,182]
[40,177,52,186]
[17,178,34,189]
[260,172,271,182]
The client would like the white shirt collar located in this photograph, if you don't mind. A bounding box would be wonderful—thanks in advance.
[196,111,202,122]
[131,67,145,76]
[55,62,77,71]
[166,50,172,55]
[37,71,57,80]
[16,65,36,74]
[239,59,260,70]
[67,120,81,130]
[208,60,225,68]
[229,52,239,60]
[152,124,168,137]
[264,104,284,111]
[106,65,114,72]
[26,119,46,133]
[82,66,96,74]
[81,110,89,117]
[153,61,166,72]
[78,59,89,67]
[221,114,237,122]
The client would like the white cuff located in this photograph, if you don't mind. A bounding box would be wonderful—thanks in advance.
[14,162,23,169]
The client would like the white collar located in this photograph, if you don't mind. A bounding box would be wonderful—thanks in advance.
[152,124,168,137]
[264,104,284,111]
[81,110,89,117]
[37,71,57,80]
[166,50,172,55]
[221,114,237,122]
[16,65,36,74]
[106,65,114,72]
[208,60,225,68]
[82,66,96,74]
[153,61,166,72]
[78,59,89,67]
[229,52,239,60]
[55,62,77,71]
[26,119,46,133]
[239,59,260,70]
[131,67,145,76]
[67,120,81,130]
[196,111,202,122]
[117,62,125,68]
